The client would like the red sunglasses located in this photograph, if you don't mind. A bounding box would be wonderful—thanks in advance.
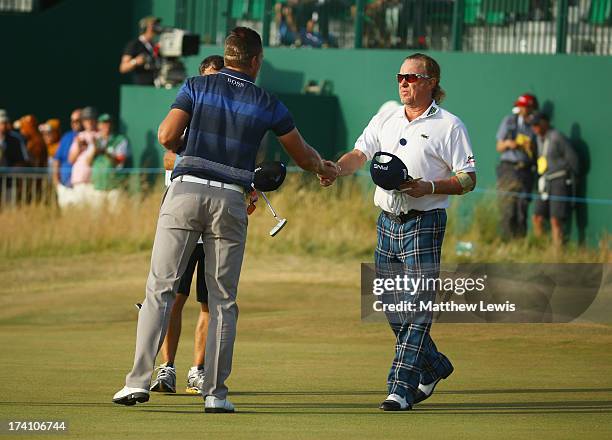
[396,73,431,83]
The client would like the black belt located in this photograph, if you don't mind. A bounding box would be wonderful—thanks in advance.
[383,209,428,224]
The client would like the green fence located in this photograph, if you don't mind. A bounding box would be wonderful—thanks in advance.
[147,0,612,55]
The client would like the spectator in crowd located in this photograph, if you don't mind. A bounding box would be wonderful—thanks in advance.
[14,114,48,203]
[39,119,61,164]
[276,0,325,46]
[275,1,301,46]
[364,0,391,48]
[300,19,325,47]
[68,106,98,203]
[15,114,47,168]
[531,112,579,247]
[0,109,29,205]
[119,16,161,86]
[0,110,28,167]
[276,0,339,48]
[53,108,81,208]
[90,113,130,204]
[495,93,538,240]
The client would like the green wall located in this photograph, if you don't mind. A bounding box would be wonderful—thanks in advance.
[0,0,134,128]
[121,47,611,244]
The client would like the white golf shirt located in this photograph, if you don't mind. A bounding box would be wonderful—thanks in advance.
[355,101,476,214]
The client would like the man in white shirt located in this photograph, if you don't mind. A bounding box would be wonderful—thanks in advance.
[320,53,477,411]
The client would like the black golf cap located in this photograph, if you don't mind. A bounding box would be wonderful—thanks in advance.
[253,161,287,192]
[530,111,549,125]
[370,152,411,191]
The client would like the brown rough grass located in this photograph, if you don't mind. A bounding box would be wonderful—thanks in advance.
[0,175,608,262]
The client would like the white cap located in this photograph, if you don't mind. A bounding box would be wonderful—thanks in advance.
[0,109,9,123]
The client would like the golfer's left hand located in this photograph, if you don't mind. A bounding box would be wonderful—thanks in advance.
[399,180,434,198]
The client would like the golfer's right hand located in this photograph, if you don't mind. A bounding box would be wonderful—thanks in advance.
[319,160,339,178]
[317,160,339,186]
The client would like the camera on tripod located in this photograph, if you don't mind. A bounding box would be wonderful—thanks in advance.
[155,27,200,89]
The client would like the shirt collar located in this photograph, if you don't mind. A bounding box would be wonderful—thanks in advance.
[397,100,439,121]
[219,67,255,84]
[138,35,154,53]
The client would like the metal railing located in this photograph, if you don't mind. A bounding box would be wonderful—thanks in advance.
[0,168,55,208]
[0,168,160,209]
[462,0,612,55]
[203,0,612,55]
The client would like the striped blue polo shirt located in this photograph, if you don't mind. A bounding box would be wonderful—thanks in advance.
[169,67,295,188]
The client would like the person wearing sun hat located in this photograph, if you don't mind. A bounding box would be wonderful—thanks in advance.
[495,93,539,240]
[90,113,130,193]
[39,118,61,160]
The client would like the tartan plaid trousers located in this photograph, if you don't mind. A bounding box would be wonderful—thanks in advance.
[374,209,453,403]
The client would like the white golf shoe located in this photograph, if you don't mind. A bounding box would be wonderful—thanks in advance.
[204,395,235,413]
[112,386,150,406]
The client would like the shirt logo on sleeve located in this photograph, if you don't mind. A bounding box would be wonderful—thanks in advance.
[421,134,429,139]
[466,155,476,165]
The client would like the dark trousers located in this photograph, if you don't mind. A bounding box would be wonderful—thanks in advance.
[496,162,534,240]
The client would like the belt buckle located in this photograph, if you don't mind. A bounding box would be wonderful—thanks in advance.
[385,211,403,223]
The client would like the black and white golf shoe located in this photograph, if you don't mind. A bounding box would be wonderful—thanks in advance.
[414,365,454,404]
[379,394,412,411]
[112,386,150,406]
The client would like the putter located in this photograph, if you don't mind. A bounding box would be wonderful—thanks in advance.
[259,190,287,237]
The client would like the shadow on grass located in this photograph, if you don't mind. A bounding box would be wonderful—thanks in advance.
[166,391,383,397]
[3,388,612,416]
[438,387,612,395]
[142,398,612,415]
[227,388,612,397]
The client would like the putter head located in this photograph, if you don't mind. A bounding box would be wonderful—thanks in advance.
[269,218,287,237]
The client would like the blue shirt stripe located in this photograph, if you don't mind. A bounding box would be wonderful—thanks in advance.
[170,67,295,187]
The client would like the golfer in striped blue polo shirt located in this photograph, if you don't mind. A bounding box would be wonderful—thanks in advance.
[113,27,338,412]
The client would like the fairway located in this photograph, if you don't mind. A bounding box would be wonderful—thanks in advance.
[1,252,611,439]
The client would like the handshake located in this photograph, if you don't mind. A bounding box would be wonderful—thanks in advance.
[317,160,340,187]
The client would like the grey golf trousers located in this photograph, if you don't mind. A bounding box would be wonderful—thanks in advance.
[125,178,247,399]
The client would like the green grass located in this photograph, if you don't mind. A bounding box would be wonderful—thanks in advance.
[1,252,611,439]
